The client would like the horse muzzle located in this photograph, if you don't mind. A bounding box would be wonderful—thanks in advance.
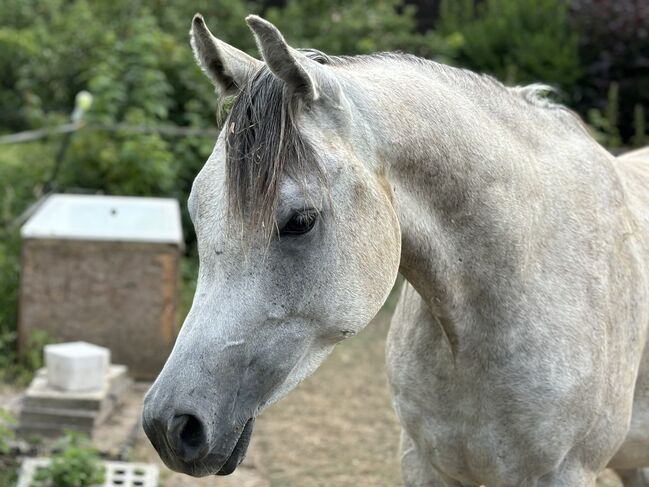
[142,390,255,476]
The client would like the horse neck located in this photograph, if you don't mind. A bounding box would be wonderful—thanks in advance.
[339,59,617,329]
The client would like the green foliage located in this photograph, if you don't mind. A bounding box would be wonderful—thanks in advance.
[0,225,24,385]
[0,140,55,383]
[0,0,248,202]
[22,331,52,373]
[438,0,475,35]
[632,104,647,148]
[437,0,582,95]
[0,408,15,455]
[0,409,18,487]
[0,229,21,348]
[0,142,54,384]
[31,433,105,487]
[0,328,53,386]
[587,82,623,149]
[265,0,429,56]
[568,1,649,146]
[177,253,199,331]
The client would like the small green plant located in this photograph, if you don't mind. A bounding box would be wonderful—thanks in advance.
[0,329,18,382]
[30,432,105,487]
[587,82,623,149]
[21,330,52,373]
[0,409,18,487]
[0,329,53,386]
[0,408,15,454]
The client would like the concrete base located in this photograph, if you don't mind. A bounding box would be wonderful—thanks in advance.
[18,365,131,438]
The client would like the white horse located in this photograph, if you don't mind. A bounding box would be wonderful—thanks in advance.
[143,14,649,486]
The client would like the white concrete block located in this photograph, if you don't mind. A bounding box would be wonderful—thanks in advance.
[45,342,110,392]
[18,458,159,487]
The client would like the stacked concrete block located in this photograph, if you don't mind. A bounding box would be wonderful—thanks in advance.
[19,365,131,438]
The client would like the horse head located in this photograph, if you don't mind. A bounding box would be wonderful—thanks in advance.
[142,14,401,476]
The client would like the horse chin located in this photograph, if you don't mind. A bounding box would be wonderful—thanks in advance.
[215,418,255,476]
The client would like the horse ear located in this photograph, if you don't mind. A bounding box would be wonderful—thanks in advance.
[245,15,332,102]
[190,14,262,95]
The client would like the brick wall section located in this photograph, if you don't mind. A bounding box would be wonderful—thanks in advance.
[19,239,180,380]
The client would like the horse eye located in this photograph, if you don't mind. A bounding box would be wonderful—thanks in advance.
[280,210,318,237]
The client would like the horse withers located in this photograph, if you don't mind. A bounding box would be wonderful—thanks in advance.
[142,14,649,487]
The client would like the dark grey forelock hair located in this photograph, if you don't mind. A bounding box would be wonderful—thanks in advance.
[225,51,333,235]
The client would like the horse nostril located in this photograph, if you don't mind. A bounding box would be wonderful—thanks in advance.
[169,414,209,462]
[180,415,203,448]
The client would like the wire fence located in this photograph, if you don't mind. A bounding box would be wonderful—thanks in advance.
[1,119,220,227]
[0,122,219,145]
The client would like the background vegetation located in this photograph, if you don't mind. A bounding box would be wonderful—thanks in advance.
[0,0,647,381]
[30,433,105,487]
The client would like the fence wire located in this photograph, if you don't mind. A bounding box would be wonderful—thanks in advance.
[0,123,219,145]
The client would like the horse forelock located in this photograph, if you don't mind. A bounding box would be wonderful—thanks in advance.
[225,65,319,234]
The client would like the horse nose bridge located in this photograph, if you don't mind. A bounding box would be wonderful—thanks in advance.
[144,344,249,419]
[171,307,253,368]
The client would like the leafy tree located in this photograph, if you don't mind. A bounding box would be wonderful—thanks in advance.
[569,0,649,144]
[437,0,582,96]
[265,0,430,56]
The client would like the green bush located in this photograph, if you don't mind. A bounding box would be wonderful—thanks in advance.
[0,140,55,384]
[31,433,105,487]
[0,409,18,487]
[437,0,582,97]
[0,408,15,455]
[265,0,429,56]
[569,0,649,146]
[587,82,623,149]
[0,229,21,349]
[633,104,647,148]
